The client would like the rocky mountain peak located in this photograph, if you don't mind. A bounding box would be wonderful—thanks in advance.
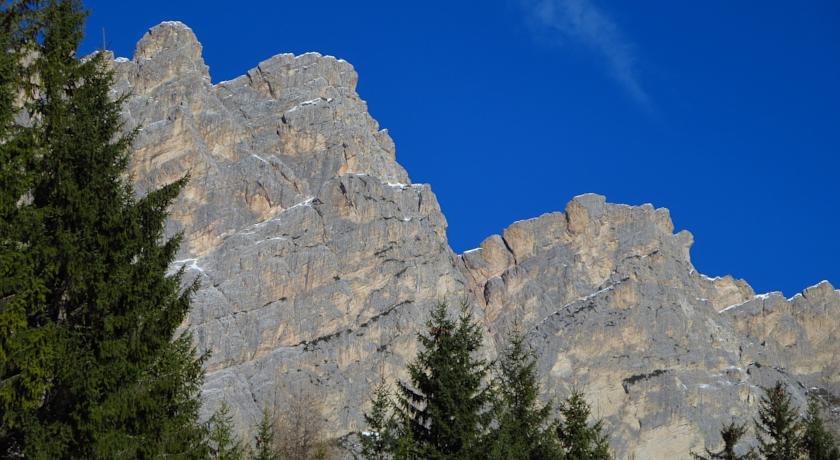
[118,22,839,458]
[800,279,838,302]
[131,21,209,89]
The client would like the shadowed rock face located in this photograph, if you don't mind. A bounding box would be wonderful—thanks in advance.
[116,21,839,459]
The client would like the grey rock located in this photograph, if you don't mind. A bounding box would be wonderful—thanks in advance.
[116,22,839,458]
[114,21,407,258]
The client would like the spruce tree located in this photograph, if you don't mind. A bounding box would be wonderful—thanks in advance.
[802,396,840,460]
[251,405,280,460]
[691,422,757,460]
[391,415,418,460]
[0,0,208,456]
[0,4,56,455]
[489,328,561,460]
[755,382,804,460]
[362,379,397,459]
[395,302,493,459]
[208,402,247,460]
[556,390,612,460]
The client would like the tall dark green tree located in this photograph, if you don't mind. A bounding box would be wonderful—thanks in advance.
[691,422,757,460]
[802,396,840,460]
[0,2,57,455]
[556,390,611,460]
[1,0,208,457]
[488,328,561,460]
[755,382,804,460]
[394,302,493,459]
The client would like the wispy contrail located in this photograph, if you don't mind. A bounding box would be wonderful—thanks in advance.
[523,0,651,109]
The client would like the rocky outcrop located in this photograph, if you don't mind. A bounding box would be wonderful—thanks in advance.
[460,194,837,458]
[116,22,839,459]
[114,22,407,258]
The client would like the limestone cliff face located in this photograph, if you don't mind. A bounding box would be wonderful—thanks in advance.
[117,22,839,459]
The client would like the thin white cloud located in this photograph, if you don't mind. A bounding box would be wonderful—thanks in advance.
[523,0,651,108]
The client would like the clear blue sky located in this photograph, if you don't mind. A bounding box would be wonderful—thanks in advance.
[80,1,839,296]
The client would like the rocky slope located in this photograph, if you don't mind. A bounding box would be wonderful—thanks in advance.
[114,22,839,458]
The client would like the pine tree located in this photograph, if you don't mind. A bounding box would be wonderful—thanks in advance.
[0,3,56,456]
[691,422,757,460]
[251,405,280,460]
[209,402,247,460]
[488,328,561,460]
[802,396,840,460]
[362,379,397,459]
[0,1,208,456]
[392,412,418,460]
[755,382,804,460]
[394,302,493,459]
[556,390,612,460]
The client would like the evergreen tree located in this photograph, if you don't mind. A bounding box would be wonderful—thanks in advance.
[0,3,56,456]
[394,302,493,459]
[362,379,397,459]
[489,328,561,460]
[391,412,419,460]
[251,405,280,460]
[755,382,804,460]
[208,402,247,460]
[0,1,208,456]
[691,422,757,460]
[802,396,840,460]
[556,390,611,460]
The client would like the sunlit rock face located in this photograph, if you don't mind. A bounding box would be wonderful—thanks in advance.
[118,21,839,459]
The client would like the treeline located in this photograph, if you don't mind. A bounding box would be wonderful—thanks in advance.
[211,302,840,460]
[1,1,838,459]
[358,303,610,460]
[205,303,612,460]
[692,382,839,460]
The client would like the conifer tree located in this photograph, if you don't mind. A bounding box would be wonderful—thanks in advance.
[0,0,208,456]
[691,422,757,460]
[251,405,280,460]
[755,382,804,460]
[209,402,247,460]
[362,379,397,459]
[489,328,561,460]
[556,390,611,460]
[395,302,493,459]
[802,396,840,460]
[391,411,419,460]
[0,4,56,455]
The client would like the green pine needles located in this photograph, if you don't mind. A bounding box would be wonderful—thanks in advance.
[0,0,207,457]
[361,304,613,460]
[361,379,397,460]
[208,403,247,460]
[489,327,562,460]
[555,390,611,460]
[803,396,840,460]
[251,406,281,460]
[395,302,494,459]
[755,382,804,460]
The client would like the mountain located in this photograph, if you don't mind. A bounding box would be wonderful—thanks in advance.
[111,21,839,458]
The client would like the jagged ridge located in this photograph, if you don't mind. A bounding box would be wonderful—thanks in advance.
[116,22,840,458]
